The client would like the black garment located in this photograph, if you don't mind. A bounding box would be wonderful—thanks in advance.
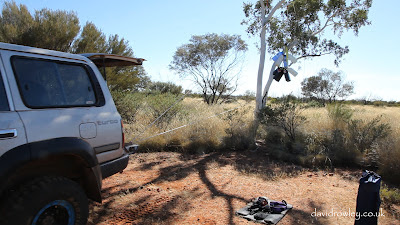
[354,170,381,225]
[273,68,284,81]
[284,70,290,82]
[273,67,290,82]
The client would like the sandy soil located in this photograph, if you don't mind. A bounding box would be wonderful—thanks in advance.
[88,151,399,225]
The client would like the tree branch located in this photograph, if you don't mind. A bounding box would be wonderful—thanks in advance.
[264,0,286,28]
[311,10,339,36]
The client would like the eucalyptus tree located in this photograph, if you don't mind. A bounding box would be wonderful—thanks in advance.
[0,1,148,92]
[0,1,79,52]
[73,22,107,53]
[241,0,373,111]
[170,33,248,104]
[301,68,354,104]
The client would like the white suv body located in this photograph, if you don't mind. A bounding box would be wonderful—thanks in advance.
[0,42,141,225]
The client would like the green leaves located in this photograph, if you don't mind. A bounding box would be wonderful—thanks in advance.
[73,22,107,54]
[301,68,354,104]
[170,33,247,104]
[242,0,373,65]
[0,1,148,92]
[258,97,307,141]
[0,2,33,44]
[0,2,79,51]
[33,9,80,52]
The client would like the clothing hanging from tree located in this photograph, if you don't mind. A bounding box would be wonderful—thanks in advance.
[273,67,290,82]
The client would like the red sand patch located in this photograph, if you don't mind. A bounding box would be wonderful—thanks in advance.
[88,152,399,225]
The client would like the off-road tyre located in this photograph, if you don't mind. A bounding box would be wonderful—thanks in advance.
[0,176,89,225]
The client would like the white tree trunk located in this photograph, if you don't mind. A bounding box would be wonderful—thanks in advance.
[255,17,267,112]
[255,0,286,113]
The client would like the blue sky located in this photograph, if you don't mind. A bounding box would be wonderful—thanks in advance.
[4,0,400,101]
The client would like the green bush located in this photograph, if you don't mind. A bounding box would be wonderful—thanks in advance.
[381,186,400,205]
[258,97,307,142]
[143,93,185,129]
[111,91,143,123]
[311,154,332,169]
[373,101,387,107]
[267,146,302,165]
[378,139,400,185]
[328,129,360,167]
[305,131,328,155]
[146,81,183,95]
[306,100,324,108]
[221,107,254,151]
[265,128,285,145]
[304,129,360,168]
[327,103,353,130]
[347,116,391,153]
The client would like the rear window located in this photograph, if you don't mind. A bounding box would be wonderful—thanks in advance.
[12,57,98,108]
[0,74,9,111]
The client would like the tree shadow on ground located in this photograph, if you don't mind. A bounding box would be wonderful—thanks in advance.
[89,151,305,224]
[286,200,328,225]
[288,208,326,225]
[220,150,305,180]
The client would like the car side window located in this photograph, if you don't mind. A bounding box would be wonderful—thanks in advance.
[0,74,10,111]
[12,57,97,108]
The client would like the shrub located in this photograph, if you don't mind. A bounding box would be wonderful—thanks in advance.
[146,81,183,95]
[143,93,185,129]
[221,107,254,151]
[305,131,328,155]
[381,186,400,205]
[326,103,353,130]
[266,146,302,165]
[373,101,387,107]
[347,116,391,153]
[329,130,362,167]
[240,90,256,103]
[258,97,307,142]
[265,128,285,145]
[111,91,143,123]
[184,123,222,154]
[378,138,400,185]
[306,100,324,108]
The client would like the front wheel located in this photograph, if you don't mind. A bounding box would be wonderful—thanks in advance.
[0,176,89,225]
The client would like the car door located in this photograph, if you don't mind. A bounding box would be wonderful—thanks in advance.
[0,53,27,158]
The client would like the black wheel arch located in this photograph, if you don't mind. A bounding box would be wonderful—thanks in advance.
[0,137,102,202]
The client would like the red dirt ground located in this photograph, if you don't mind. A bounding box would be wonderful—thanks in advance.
[88,151,400,225]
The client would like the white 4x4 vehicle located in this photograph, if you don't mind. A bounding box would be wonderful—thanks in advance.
[0,42,142,225]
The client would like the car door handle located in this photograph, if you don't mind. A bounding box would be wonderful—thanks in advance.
[0,129,18,139]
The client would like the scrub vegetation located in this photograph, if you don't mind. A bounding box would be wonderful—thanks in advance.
[112,91,400,222]
[115,91,400,187]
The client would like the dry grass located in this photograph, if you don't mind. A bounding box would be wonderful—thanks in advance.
[125,98,253,152]
[88,152,399,225]
[126,99,400,150]
[301,105,400,134]
[123,99,400,175]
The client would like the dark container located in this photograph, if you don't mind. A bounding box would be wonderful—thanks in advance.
[354,170,381,225]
